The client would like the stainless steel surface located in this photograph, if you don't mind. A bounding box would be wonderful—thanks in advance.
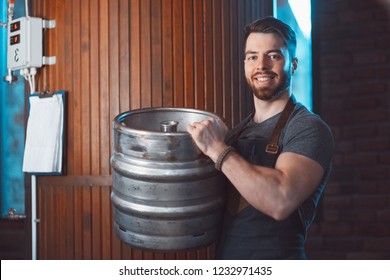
[110,108,226,251]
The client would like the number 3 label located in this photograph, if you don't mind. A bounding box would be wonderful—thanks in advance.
[14,48,19,62]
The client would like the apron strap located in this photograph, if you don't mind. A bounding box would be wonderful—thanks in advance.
[265,97,296,155]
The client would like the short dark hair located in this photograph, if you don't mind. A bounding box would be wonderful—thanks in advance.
[244,16,297,60]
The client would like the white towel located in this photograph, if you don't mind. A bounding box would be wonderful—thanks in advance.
[22,93,64,173]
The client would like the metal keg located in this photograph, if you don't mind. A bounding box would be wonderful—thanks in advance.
[110,108,226,251]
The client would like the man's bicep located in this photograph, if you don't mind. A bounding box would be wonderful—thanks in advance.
[276,152,324,205]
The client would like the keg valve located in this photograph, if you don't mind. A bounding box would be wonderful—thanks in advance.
[160,120,179,133]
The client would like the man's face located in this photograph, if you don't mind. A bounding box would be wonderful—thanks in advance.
[244,32,295,101]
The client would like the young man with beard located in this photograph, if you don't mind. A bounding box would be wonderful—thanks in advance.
[187,17,334,259]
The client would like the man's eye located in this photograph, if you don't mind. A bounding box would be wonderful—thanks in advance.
[269,54,280,60]
[247,55,257,61]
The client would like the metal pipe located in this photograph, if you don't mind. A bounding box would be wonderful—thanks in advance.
[31,174,37,260]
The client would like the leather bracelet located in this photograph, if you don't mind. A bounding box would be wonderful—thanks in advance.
[215,146,235,171]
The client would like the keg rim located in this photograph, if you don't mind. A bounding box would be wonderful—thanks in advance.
[113,107,220,136]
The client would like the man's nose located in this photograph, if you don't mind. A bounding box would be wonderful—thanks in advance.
[255,56,269,70]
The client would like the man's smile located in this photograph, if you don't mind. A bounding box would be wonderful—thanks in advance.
[253,75,276,84]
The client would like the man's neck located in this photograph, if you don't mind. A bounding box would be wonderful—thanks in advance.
[252,92,291,123]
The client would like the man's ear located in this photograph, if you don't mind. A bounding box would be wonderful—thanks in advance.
[292,57,298,73]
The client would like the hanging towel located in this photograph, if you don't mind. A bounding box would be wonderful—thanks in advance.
[22,91,65,174]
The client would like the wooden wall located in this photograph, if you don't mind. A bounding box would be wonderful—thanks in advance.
[31,0,272,259]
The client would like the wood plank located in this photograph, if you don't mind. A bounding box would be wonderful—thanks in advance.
[90,0,101,176]
[163,251,177,260]
[151,0,163,107]
[73,185,83,259]
[208,244,216,259]
[186,250,197,260]
[162,0,173,107]
[64,185,75,259]
[61,0,73,175]
[120,242,132,260]
[55,0,65,91]
[173,0,184,107]
[153,251,166,260]
[213,0,223,116]
[183,0,194,108]
[237,0,246,121]
[130,0,141,110]
[82,186,92,259]
[71,0,82,175]
[91,186,102,259]
[47,185,56,258]
[110,185,123,259]
[118,0,130,113]
[230,0,240,127]
[80,0,92,174]
[242,0,255,117]
[38,183,47,259]
[140,0,152,108]
[143,249,154,260]
[47,0,57,94]
[57,186,67,258]
[193,0,205,110]
[221,0,232,127]
[203,0,214,112]
[41,184,48,259]
[131,247,144,260]
[100,0,111,175]
[101,186,112,259]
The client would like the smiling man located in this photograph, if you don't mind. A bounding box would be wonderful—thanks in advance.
[187,17,334,259]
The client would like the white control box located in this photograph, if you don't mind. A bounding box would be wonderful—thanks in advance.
[7,17,43,70]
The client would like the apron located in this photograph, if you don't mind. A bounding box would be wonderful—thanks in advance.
[215,97,308,260]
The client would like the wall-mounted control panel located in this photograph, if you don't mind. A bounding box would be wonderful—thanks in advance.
[7,17,56,71]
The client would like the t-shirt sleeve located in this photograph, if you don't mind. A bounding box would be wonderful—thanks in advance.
[281,112,334,170]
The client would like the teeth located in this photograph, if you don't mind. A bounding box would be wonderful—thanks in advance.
[256,77,272,82]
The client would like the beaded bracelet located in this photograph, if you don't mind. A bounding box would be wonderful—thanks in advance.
[215,146,235,171]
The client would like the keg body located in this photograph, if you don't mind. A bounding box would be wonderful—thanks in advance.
[111,108,226,251]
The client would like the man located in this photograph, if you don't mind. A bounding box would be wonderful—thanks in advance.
[187,17,334,259]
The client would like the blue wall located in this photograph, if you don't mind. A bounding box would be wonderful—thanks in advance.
[275,0,313,111]
[0,0,26,217]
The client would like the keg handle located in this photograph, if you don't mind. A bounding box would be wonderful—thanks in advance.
[160,120,179,132]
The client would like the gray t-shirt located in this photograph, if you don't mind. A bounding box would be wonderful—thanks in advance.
[238,102,334,170]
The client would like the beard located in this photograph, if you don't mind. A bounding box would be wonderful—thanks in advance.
[246,69,292,101]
